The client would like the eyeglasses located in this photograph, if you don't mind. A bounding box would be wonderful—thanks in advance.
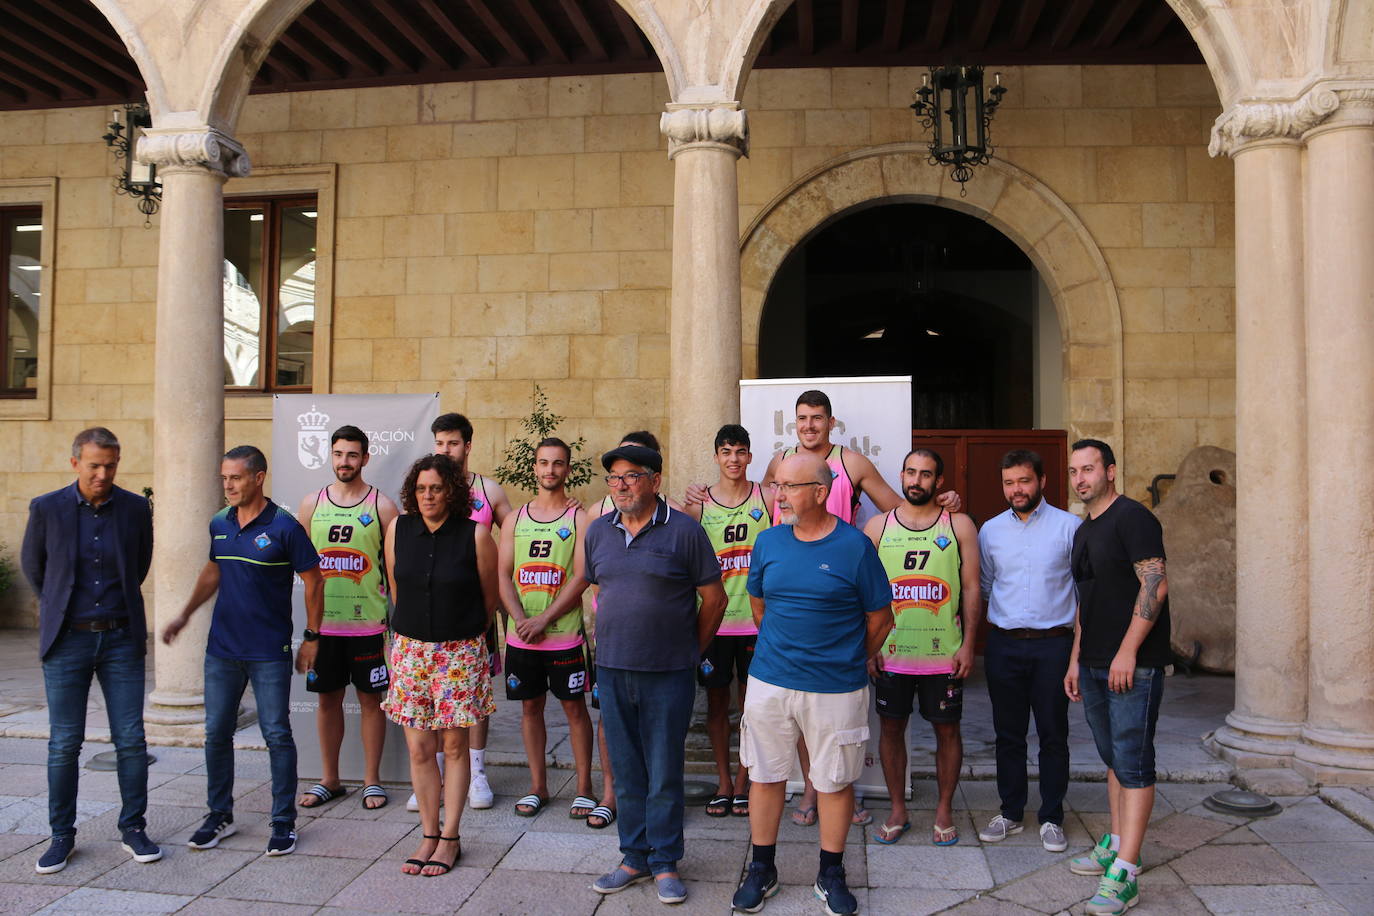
[767,481,824,495]
[605,472,653,487]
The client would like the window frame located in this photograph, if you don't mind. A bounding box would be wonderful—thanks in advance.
[0,205,42,399]
[223,193,318,394]
[0,178,55,420]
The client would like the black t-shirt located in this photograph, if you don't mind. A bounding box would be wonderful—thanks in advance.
[1071,495,1172,668]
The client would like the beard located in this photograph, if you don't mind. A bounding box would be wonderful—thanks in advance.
[904,486,933,506]
[1009,489,1042,512]
[334,465,359,483]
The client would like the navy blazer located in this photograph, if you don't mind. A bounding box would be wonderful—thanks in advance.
[21,482,154,659]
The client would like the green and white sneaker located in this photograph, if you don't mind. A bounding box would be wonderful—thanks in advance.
[1083,864,1139,915]
[1069,833,1117,876]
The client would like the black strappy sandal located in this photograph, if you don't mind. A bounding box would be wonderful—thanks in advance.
[423,835,461,876]
[403,834,439,875]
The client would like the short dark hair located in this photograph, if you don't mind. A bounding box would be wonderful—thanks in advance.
[619,430,661,452]
[795,389,832,416]
[535,436,572,462]
[223,445,267,475]
[714,424,751,450]
[71,426,120,457]
[904,447,944,478]
[1001,448,1044,478]
[1071,438,1116,469]
[331,425,368,450]
[400,453,470,517]
[431,412,473,443]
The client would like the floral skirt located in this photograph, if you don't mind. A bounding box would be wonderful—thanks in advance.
[383,633,495,730]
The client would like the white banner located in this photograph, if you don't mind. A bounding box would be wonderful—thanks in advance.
[739,376,913,800]
[272,393,439,783]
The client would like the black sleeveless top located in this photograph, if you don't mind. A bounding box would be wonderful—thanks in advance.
[390,513,487,642]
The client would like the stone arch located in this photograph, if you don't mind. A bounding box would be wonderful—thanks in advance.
[739,144,1125,472]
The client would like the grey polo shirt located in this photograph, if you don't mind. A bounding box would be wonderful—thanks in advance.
[584,497,721,672]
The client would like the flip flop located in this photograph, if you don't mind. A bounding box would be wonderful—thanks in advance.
[514,794,547,817]
[705,795,731,817]
[874,821,911,845]
[587,805,616,828]
[852,805,874,827]
[299,783,348,808]
[569,795,598,819]
[361,785,389,809]
[933,823,960,846]
[791,805,817,827]
[402,834,439,876]
[731,794,750,817]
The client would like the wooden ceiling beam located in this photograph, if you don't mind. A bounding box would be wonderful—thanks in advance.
[1051,0,1096,49]
[258,51,303,84]
[840,0,859,53]
[320,0,409,72]
[1010,0,1046,50]
[1093,0,1146,48]
[275,31,342,79]
[0,20,114,96]
[1,0,141,87]
[416,0,491,68]
[923,0,954,50]
[296,12,380,76]
[514,0,570,64]
[797,0,815,55]
[30,0,131,61]
[609,1,649,59]
[374,0,450,70]
[465,0,531,66]
[0,49,64,99]
[1135,4,1176,47]
[558,0,608,61]
[881,0,905,54]
[968,0,1003,51]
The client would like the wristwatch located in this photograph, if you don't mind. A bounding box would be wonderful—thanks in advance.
[302,629,320,642]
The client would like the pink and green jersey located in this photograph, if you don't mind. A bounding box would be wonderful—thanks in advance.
[773,444,859,524]
[309,486,388,637]
[506,503,583,651]
[877,508,963,675]
[469,473,495,528]
[700,483,769,636]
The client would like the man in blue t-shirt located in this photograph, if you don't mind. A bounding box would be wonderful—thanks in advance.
[162,445,323,858]
[732,452,894,916]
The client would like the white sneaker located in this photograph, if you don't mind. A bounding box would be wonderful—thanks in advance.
[978,814,1024,843]
[406,790,444,812]
[1040,821,1068,852]
[469,770,494,809]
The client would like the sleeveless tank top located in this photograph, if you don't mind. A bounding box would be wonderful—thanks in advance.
[877,508,963,675]
[310,486,388,636]
[390,513,486,642]
[700,483,770,636]
[469,473,494,528]
[773,444,859,524]
[507,504,583,651]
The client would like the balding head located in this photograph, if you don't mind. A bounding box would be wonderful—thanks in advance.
[774,451,832,526]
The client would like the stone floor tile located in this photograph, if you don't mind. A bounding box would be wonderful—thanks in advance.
[1147,811,1235,850]
[982,843,1077,884]
[1193,883,1351,914]
[289,817,416,858]
[865,845,993,889]
[0,767,48,797]
[88,844,256,895]
[0,798,115,836]
[73,770,181,806]
[146,775,266,812]
[991,862,1098,913]
[0,832,46,861]
[1317,883,1369,915]
[867,888,978,916]
[1131,883,1211,915]
[491,831,622,875]
[676,836,747,883]
[1250,798,1374,845]
[0,839,128,887]
[772,843,865,888]
[1179,801,1251,827]
[326,859,487,914]
[1155,781,1234,811]
[1212,825,1266,844]
[1170,843,1312,886]
[454,869,602,915]
[940,894,1045,914]
[177,899,317,915]
[1063,783,1112,813]
[77,803,205,844]
[203,853,369,904]
[0,742,51,766]
[31,887,193,913]
[1272,841,1374,887]
[0,880,73,915]
[588,879,738,915]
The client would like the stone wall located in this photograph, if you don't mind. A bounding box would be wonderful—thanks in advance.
[0,64,1235,624]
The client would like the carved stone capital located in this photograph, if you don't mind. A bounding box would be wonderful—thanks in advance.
[660,107,748,159]
[136,127,251,178]
[1208,87,1339,157]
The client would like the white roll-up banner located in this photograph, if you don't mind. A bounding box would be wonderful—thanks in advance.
[739,377,913,799]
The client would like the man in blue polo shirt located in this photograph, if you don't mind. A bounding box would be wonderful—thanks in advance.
[163,445,323,858]
[585,443,726,907]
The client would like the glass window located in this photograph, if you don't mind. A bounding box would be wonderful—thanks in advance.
[2,208,41,398]
[223,197,316,391]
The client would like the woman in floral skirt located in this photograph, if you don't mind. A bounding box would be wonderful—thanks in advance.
[383,453,498,876]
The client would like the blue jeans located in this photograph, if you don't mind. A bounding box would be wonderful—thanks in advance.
[1079,664,1164,789]
[205,654,297,825]
[597,666,695,875]
[984,629,1072,825]
[43,625,149,839]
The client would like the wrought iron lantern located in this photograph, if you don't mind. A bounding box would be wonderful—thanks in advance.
[102,103,161,220]
[911,66,1008,194]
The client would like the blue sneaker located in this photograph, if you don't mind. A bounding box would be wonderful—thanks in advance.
[35,836,75,875]
[592,864,652,895]
[814,864,857,916]
[655,873,688,904]
[732,861,779,913]
[265,823,297,856]
[188,812,236,850]
[120,828,163,863]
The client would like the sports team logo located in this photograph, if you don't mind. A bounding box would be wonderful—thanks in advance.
[717,545,752,578]
[749,507,764,521]
[556,526,572,541]
[890,575,950,614]
[518,562,565,595]
[318,547,372,583]
[473,497,485,510]
[254,533,272,550]
[358,512,374,527]
[935,535,952,550]
[296,405,330,470]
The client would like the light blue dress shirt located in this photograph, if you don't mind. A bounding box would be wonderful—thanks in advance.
[979,500,1081,630]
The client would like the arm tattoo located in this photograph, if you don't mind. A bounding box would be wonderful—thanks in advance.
[1133,557,1166,622]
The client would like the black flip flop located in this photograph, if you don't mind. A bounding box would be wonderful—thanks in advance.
[731,794,750,817]
[361,785,389,809]
[300,783,347,808]
[705,795,731,817]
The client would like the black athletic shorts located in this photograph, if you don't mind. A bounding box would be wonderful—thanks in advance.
[873,670,963,723]
[697,634,756,688]
[308,633,389,694]
[505,643,589,701]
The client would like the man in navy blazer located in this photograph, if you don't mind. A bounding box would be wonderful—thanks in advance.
[21,427,161,874]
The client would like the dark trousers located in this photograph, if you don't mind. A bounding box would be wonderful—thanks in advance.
[984,627,1072,826]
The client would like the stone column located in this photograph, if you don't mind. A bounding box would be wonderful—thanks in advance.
[661,106,748,488]
[138,128,251,735]
[1209,137,1309,765]
[1297,94,1374,781]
